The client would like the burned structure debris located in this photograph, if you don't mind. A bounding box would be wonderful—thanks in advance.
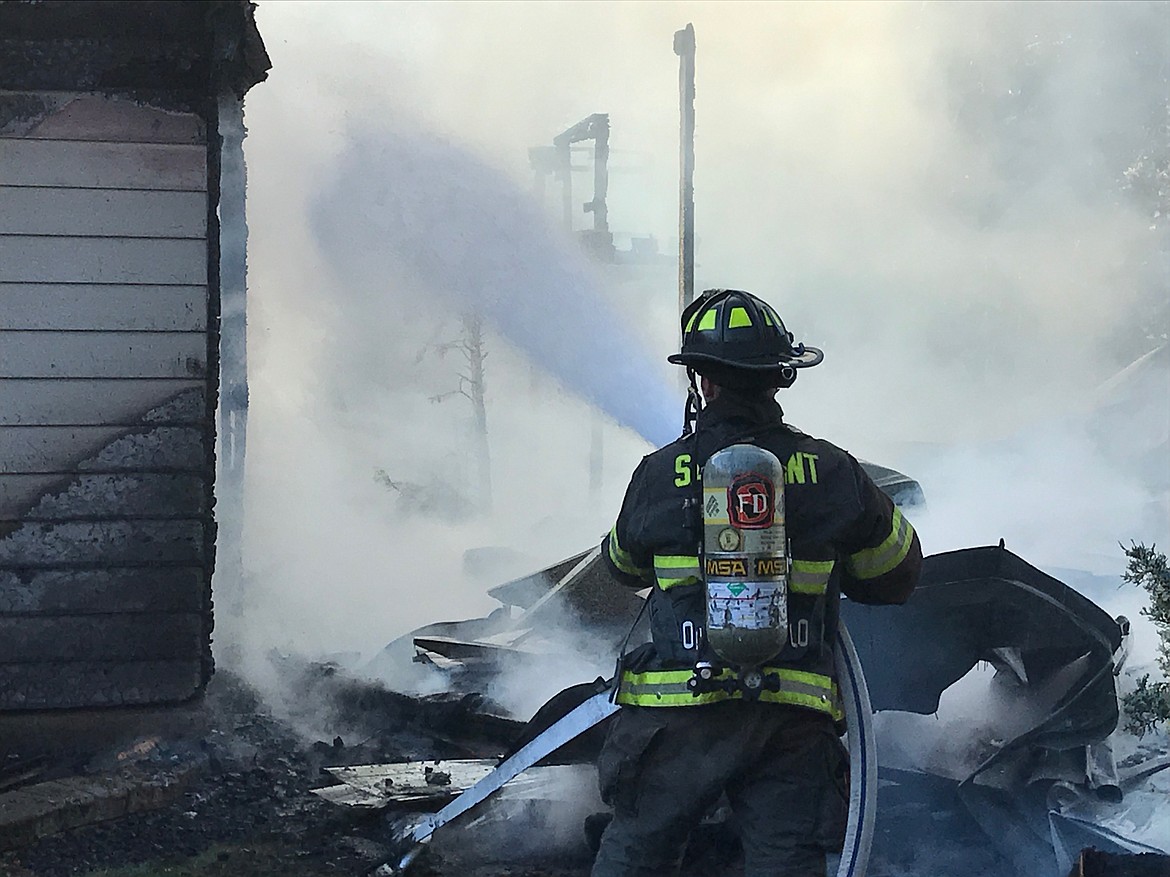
[316,502,1169,876]
[0,1,268,709]
[1,6,1167,877]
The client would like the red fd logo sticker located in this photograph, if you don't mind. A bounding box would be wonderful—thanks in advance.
[728,473,775,529]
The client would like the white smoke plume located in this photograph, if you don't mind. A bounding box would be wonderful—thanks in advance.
[225,2,1169,707]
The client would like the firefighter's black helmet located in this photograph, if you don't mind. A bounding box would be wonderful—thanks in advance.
[668,289,823,390]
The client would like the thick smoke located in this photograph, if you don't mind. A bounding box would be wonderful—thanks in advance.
[230,2,1168,715]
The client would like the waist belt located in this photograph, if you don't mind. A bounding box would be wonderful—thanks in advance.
[616,666,843,720]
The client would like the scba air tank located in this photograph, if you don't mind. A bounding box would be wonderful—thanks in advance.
[701,443,788,670]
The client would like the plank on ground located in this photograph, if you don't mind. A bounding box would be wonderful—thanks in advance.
[318,761,598,808]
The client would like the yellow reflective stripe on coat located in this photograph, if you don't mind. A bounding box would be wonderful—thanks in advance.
[608,524,651,578]
[654,554,701,590]
[616,666,842,720]
[846,507,915,580]
[790,559,834,595]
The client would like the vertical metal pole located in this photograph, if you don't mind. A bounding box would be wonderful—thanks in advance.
[675,23,696,322]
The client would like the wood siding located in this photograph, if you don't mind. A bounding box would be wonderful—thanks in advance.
[0,91,215,710]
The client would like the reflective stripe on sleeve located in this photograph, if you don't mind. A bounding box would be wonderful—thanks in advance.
[608,524,651,579]
[790,559,834,595]
[846,507,915,580]
[653,554,701,590]
[616,666,842,720]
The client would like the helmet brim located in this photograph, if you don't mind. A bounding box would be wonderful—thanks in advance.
[667,346,823,371]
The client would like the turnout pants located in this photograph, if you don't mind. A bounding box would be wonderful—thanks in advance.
[591,701,847,877]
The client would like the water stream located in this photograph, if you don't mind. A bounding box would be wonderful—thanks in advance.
[311,123,680,448]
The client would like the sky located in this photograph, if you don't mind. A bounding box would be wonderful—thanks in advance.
[223,1,1170,675]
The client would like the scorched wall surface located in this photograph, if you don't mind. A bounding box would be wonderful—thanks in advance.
[0,93,216,709]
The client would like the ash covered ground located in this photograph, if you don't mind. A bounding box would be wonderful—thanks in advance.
[0,664,733,877]
[2,650,1166,877]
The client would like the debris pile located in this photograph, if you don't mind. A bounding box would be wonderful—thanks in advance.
[2,539,1169,877]
[326,543,1170,876]
[0,662,609,877]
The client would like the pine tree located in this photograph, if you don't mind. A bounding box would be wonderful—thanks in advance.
[1120,542,1170,736]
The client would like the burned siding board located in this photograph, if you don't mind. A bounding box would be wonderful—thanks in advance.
[0,381,204,426]
[0,426,126,472]
[0,473,205,522]
[0,237,207,285]
[0,475,69,516]
[81,426,206,472]
[0,187,207,237]
[0,425,205,474]
[0,520,205,566]
[0,139,206,189]
[0,331,207,378]
[0,472,207,520]
[0,568,205,615]
[0,284,207,331]
[0,613,205,663]
[0,1,271,98]
[0,660,206,710]
[0,93,206,143]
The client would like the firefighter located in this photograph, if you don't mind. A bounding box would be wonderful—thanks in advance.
[594,289,922,877]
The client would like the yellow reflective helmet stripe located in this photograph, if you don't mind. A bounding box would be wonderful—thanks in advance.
[608,524,651,579]
[846,507,915,580]
[727,307,752,328]
[653,554,701,590]
[616,666,842,720]
[697,310,718,331]
[790,559,835,595]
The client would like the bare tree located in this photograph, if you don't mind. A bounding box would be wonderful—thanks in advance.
[429,313,492,512]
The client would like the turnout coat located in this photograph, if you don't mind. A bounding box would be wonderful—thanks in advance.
[603,391,922,719]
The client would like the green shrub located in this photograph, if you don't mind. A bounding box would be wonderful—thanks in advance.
[1119,542,1170,737]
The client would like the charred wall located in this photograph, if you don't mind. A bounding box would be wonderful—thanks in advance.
[0,1,268,710]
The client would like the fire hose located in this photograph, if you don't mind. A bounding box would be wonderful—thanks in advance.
[374,622,876,876]
[834,621,877,877]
